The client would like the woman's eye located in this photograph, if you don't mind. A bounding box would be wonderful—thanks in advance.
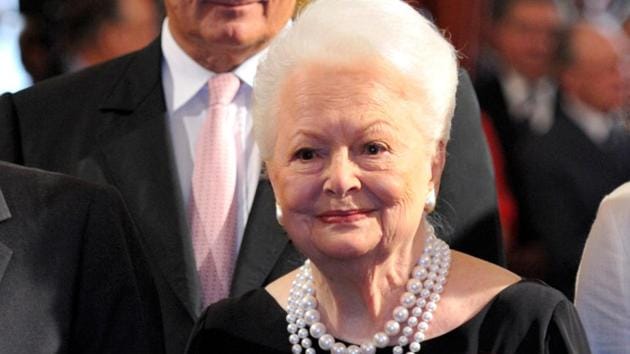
[364,142,387,155]
[295,148,316,161]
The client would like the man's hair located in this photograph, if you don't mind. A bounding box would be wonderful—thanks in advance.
[57,0,119,50]
[253,0,458,160]
[490,0,558,23]
[56,0,163,51]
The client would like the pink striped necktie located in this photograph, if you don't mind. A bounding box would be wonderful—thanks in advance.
[190,73,240,307]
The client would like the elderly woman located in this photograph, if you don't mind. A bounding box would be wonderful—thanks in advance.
[186,0,589,353]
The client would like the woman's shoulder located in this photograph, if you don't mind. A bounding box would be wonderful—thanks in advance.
[447,252,568,317]
[199,289,284,332]
[431,253,589,352]
[186,289,288,353]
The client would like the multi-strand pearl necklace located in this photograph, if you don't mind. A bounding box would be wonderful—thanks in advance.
[286,228,451,354]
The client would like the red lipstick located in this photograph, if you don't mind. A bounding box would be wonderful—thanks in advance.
[317,209,372,224]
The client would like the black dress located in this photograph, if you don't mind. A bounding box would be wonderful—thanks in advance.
[186,280,590,353]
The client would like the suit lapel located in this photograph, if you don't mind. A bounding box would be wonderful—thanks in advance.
[95,39,200,319]
[231,179,290,296]
[0,188,13,285]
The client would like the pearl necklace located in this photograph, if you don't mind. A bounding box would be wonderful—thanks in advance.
[286,227,451,354]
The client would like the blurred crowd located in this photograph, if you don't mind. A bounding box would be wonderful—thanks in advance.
[474,0,629,299]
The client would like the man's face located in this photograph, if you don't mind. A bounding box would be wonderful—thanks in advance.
[494,1,561,80]
[565,29,624,113]
[165,0,296,71]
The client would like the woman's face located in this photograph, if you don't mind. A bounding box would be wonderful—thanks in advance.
[267,62,443,262]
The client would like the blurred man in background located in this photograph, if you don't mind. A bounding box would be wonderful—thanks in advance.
[18,0,162,81]
[475,0,564,277]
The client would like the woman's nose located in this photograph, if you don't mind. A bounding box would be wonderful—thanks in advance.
[323,151,361,198]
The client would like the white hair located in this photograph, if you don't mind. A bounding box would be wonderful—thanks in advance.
[253,0,459,160]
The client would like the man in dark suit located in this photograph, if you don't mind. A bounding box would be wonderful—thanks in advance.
[0,1,503,352]
[516,22,630,299]
[0,162,161,353]
[474,0,563,274]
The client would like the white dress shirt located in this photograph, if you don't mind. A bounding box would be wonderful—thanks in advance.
[562,95,620,147]
[161,19,262,251]
[500,69,557,135]
[575,182,630,354]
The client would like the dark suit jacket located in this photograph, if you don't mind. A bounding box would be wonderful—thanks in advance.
[515,106,630,299]
[0,162,161,353]
[474,72,542,243]
[0,38,503,353]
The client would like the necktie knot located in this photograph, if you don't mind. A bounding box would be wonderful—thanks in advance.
[209,73,240,106]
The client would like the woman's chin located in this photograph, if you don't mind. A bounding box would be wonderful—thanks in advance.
[314,237,379,261]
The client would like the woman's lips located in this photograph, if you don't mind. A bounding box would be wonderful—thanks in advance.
[317,209,373,224]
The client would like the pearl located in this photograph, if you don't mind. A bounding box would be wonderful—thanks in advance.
[296,318,306,328]
[421,312,433,322]
[409,342,421,352]
[406,279,422,294]
[360,343,376,354]
[305,348,316,354]
[414,331,425,342]
[298,328,309,338]
[416,299,427,309]
[407,316,418,327]
[412,266,428,280]
[301,338,312,348]
[331,342,347,354]
[418,254,431,267]
[347,345,361,354]
[288,323,298,334]
[301,295,317,309]
[402,326,414,336]
[304,309,320,325]
[292,343,303,353]
[417,321,429,332]
[289,334,300,344]
[393,346,404,354]
[425,302,437,313]
[309,322,326,338]
[393,306,409,322]
[384,320,401,336]
[398,335,409,346]
[373,332,389,348]
[400,292,416,308]
[319,334,335,350]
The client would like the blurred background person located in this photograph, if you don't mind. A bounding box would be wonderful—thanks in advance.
[516,20,630,299]
[575,181,630,354]
[16,0,64,83]
[17,0,162,83]
[475,0,564,278]
[55,0,162,71]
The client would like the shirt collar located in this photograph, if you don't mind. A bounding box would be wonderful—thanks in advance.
[501,68,554,104]
[563,95,615,145]
[161,18,273,111]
